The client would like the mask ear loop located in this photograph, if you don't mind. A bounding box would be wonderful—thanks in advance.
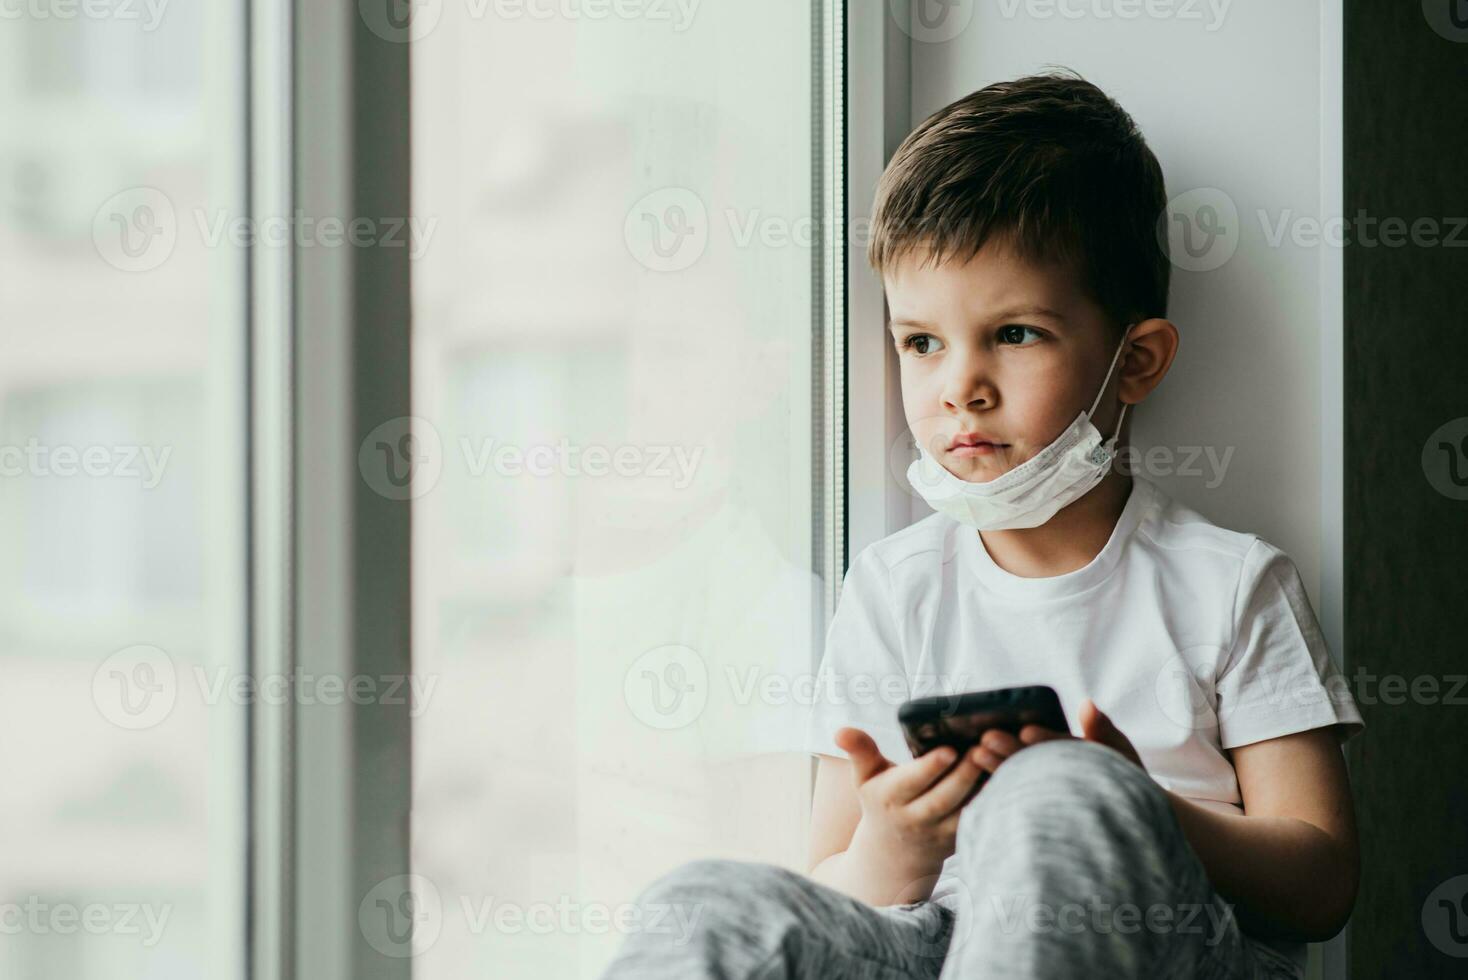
[1086,324,1136,463]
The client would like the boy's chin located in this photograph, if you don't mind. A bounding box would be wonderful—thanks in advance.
[941,451,1026,482]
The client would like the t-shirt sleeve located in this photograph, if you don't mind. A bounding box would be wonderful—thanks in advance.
[802,545,913,763]
[1215,539,1364,750]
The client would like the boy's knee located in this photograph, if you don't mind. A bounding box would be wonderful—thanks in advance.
[602,859,800,965]
[635,858,807,931]
[1009,736,1133,777]
[999,738,1150,793]
[961,739,1168,833]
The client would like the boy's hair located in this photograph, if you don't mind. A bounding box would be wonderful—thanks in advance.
[868,70,1170,329]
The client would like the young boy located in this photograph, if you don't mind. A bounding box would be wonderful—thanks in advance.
[600,71,1363,980]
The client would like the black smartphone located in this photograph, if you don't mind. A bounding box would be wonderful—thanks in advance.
[897,685,1069,800]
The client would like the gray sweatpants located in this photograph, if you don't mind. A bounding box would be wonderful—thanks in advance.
[597,738,1303,979]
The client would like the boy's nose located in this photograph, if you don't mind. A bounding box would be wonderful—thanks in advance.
[940,360,998,412]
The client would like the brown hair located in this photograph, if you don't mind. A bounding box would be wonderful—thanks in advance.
[868,70,1170,328]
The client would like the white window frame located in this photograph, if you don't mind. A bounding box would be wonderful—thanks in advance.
[247,2,858,977]
[846,0,917,560]
[249,4,413,979]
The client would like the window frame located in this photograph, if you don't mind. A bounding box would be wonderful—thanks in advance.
[247,2,859,978]
[249,4,413,980]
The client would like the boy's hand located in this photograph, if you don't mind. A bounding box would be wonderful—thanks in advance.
[973,698,1147,775]
[834,727,987,885]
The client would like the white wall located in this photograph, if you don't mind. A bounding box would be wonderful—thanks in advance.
[885,1,1344,976]
[905,0,1336,587]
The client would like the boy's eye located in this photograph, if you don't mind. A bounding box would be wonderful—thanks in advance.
[997,325,1044,346]
[899,333,944,356]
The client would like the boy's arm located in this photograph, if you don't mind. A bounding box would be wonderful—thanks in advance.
[1009,701,1359,942]
[807,755,860,870]
[806,754,940,906]
[807,755,899,901]
[806,738,986,907]
[1161,725,1360,943]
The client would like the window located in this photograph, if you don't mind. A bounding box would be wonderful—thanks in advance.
[408,3,844,975]
[3,4,845,977]
[0,3,245,977]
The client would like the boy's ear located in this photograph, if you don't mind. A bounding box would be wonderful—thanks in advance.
[1119,318,1179,405]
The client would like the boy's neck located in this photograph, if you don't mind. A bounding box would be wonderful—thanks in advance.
[976,470,1133,578]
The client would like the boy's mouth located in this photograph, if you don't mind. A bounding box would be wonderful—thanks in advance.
[948,432,1010,458]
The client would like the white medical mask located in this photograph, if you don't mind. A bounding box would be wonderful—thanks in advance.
[905,326,1134,531]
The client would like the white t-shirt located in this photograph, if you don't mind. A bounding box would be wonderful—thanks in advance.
[804,475,1363,973]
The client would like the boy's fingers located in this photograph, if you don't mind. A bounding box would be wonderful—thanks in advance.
[935,808,965,840]
[912,745,986,818]
[835,727,893,782]
[974,746,1003,773]
[979,728,1022,758]
[1018,724,1071,745]
[882,745,960,803]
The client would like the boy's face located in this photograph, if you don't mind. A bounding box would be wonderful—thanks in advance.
[885,238,1127,483]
